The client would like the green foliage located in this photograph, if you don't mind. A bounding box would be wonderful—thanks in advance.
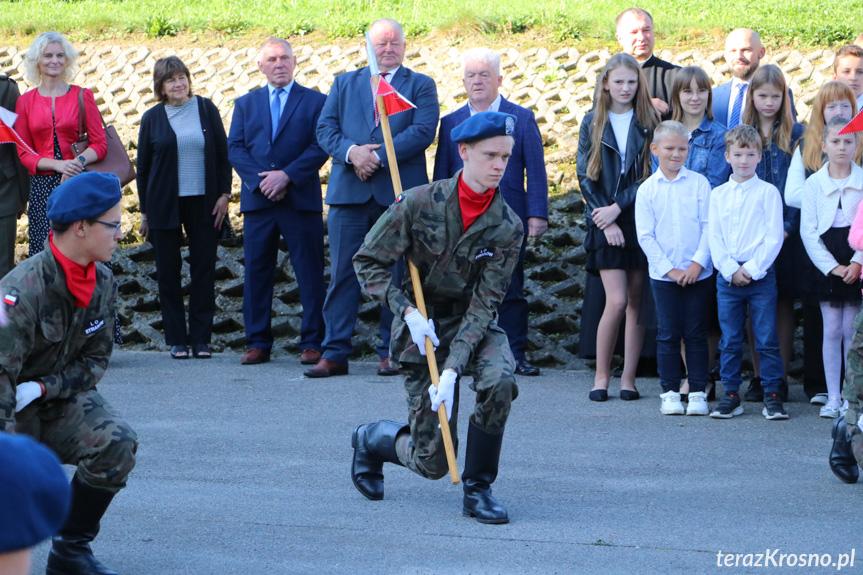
[145,15,179,38]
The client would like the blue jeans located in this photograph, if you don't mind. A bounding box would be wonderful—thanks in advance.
[716,270,783,394]
[651,278,712,393]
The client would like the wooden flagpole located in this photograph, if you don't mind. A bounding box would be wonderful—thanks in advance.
[373,76,460,485]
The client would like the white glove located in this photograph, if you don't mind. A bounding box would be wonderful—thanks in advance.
[404,309,440,356]
[15,381,43,413]
[429,369,457,421]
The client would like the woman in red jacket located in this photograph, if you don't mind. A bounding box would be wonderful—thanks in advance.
[15,31,107,257]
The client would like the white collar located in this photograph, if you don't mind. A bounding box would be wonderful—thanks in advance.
[468,94,502,115]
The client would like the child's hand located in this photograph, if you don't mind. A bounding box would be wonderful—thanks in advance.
[666,269,684,283]
[731,266,751,286]
[603,223,625,247]
[831,265,848,278]
[591,204,622,229]
[679,262,703,286]
[843,262,862,284]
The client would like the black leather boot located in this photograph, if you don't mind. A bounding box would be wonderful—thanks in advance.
[351,420,407,500]
[46,474,119,575]
[462,420,509,524]
[830,416,860,484]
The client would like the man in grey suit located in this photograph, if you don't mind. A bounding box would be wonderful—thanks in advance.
[309,18,439,378]
[0,74,28,278]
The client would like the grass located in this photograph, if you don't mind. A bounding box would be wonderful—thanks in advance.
[0,0,860,48]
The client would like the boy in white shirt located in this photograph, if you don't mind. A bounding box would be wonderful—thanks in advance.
[708,124,787,420]
[833,45,863,115]
[636,121,713,415]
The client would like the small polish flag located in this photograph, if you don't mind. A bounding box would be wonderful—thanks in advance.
[0,105,37,156]
[3,294,17,307]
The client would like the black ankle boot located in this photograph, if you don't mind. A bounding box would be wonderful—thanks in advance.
[46,474,119,575]
[830,416,860,484]
[462,420,509,524]
[351,420,407,500]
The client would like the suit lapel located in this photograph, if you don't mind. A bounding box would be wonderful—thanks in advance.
[258,87,275,143]
[274,83,303,140]
[357,67,377,133]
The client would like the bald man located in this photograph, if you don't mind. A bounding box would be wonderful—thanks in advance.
[615,7,679,120]
[713,28,796,128]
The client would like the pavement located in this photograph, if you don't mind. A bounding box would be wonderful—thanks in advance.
[27,350,862,575]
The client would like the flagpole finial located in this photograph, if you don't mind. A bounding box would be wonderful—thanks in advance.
[364,31,380,77]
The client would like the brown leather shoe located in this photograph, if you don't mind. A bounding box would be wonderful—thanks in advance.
[377,357,400,376]
[241,347,271,365]
[304,358,348,378]
[299,348,322,365]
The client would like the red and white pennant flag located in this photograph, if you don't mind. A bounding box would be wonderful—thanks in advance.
[0,106,36,156]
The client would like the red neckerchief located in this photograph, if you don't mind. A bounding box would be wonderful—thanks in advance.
[48,231,96,308]
[458,174,495,231]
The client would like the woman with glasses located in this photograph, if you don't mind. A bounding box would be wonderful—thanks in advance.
[137,56,231,359]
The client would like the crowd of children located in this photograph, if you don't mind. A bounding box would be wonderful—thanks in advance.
[578,42,863,427]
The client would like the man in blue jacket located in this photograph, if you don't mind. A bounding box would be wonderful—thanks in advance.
[228,37,329,366]
[309,18,439,378]
[433,48,548,376]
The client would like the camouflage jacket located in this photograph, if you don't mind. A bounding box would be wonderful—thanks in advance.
[0,249,116,430]
[353,172,524,374]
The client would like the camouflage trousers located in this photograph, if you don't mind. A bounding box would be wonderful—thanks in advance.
[843,307,863,469]
[395,326,518,480]
[16,389,138,492]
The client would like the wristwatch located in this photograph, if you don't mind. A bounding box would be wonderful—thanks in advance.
[77,155,87,168]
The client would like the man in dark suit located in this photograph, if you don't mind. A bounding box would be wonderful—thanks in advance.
[308,18,439,378]
[433,48,548,376]
[713,28,796,128]
[228,37,329,365]
[0,74,29,278]
[615,7,679,120]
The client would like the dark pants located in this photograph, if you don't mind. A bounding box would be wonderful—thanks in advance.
[149,196,218,347]
[716,270,783,395]
[497,239,528,360]
[322,199,402,363]
[651,277,712,393]
[0,212,16,278]
[803,301,828,398]
[243,203,326,351]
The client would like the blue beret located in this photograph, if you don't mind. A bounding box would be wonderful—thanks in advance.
[0,433,70,552]
[451,111,517,144]
[46,172,122,224]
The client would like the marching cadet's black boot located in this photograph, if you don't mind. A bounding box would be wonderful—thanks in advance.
[830,416,859,484]
[351,420,408,500]
[462,420,509,524]
[46,474,119,575]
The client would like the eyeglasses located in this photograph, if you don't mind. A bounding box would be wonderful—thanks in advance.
[93,220,123,233]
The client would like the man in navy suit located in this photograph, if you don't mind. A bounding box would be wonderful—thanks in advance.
[433,48,548,376]
[228,37,329,365]
[308,18,439,378]
[713,28,796,128]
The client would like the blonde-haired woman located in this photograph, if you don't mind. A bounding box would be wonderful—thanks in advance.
[15,31,107,257]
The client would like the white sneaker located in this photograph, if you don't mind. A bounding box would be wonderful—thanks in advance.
[840,399,849,417]
[810,393,828,406]
[660,390,685,415]
[686,391,709,416]
[820,397,842,419]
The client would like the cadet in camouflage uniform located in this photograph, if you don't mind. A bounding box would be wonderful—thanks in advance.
[351,112,524,524]
[831,310,863,484]
[0,172,137,575]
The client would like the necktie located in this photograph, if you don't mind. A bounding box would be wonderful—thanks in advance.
[728,83,748,129]
[271,87,284,139]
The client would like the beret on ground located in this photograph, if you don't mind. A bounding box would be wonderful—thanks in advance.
[46,172,122,224]
[0,433,70,553]
[451,111,517,144]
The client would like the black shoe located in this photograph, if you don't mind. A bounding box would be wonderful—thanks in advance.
[589,389,608,402]
[514,358,540,376]
[351,420,406,501]
[762,393,789,420]
[46,474,119,575]
[743,377,763,402]
[462,421,509,524]
[830,416,860,484]
[619,389,640,401]
[710,393,743,419]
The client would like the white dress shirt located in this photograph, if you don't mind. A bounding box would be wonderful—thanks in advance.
[635,166,713,282]
[800,162,863,275]
[784,145,806,209]
[468,94,501,115]
[709,175,784,282]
